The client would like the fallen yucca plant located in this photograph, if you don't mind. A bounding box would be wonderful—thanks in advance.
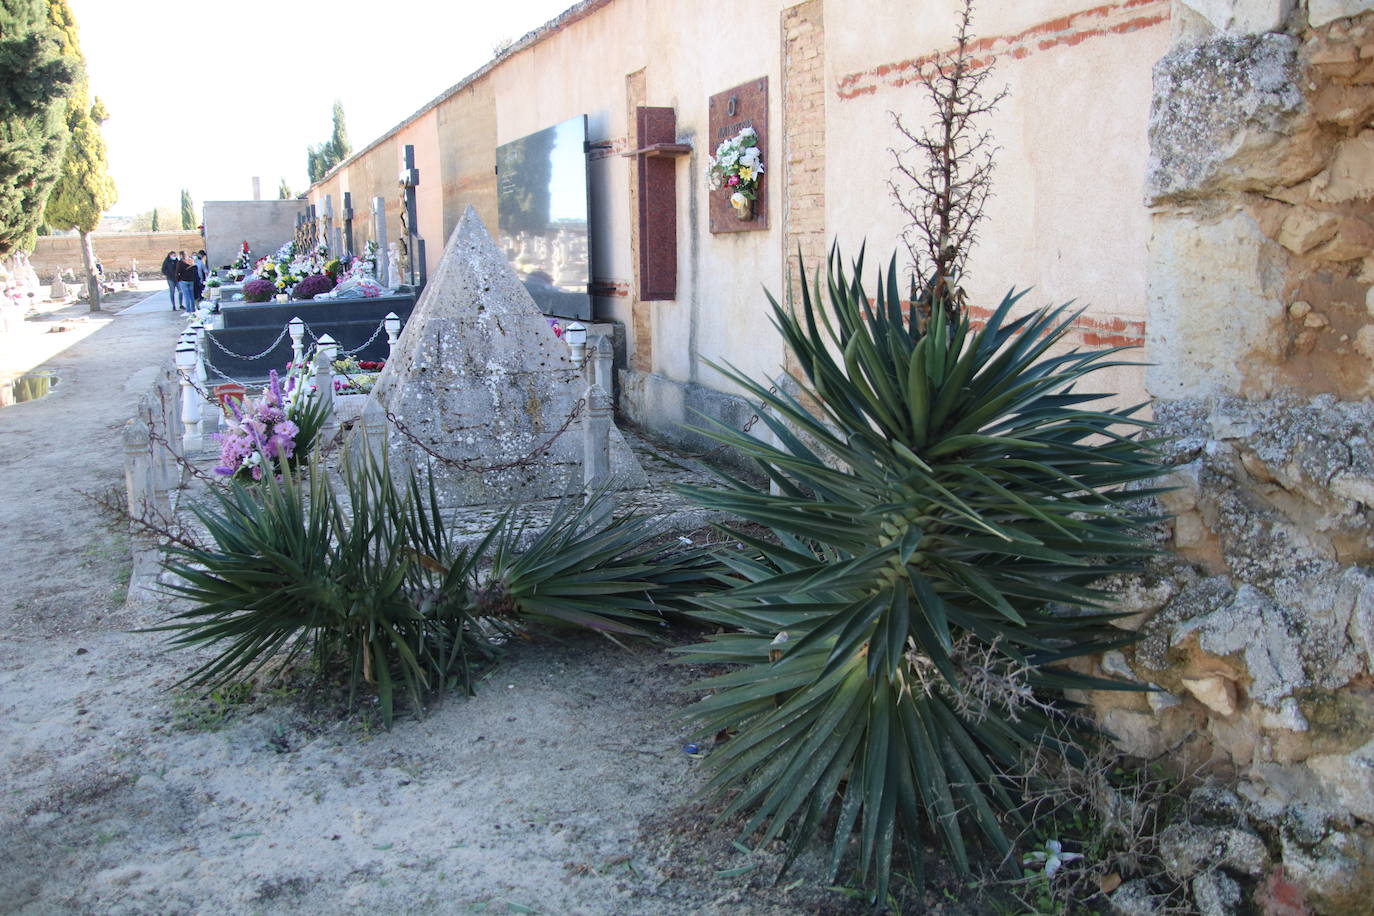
[677,248,1166,901]
[156,451,709,725]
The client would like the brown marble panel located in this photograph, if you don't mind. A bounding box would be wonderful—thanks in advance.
[708,77,768,234]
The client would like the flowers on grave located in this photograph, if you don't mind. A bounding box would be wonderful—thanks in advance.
[205,276,222,289]
[292,273,335,300]
[707,127,764,206]
[331,356,385,395]
[212,364,322,480]
[322,274,384,299]
[362,240,380,279]
[547,317,564,338]
[322,258,344,282]
[242,278,275,303]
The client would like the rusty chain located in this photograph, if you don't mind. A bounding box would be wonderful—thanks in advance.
[383,398,586,474]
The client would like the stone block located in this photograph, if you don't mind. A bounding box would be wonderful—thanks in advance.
[1161,823,1270,879]
[1309,216,1374,261]
[1146,34,1317,203]
[1309,0,1374,28]
[1308,131,1374,203]
[1146,209,1285,399]
[1179,0,1295,35]
[1276,208,1342,253]
[1181,674,1239,715]
[1192,870,1243,916]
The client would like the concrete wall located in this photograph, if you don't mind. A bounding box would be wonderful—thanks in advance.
[29,231,204,280]
[203,200,303,269]
[306,0,1171,439]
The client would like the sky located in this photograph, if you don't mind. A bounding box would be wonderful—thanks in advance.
[68,0,576,218]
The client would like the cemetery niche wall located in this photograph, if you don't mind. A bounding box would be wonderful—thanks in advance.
[495,115,593,321]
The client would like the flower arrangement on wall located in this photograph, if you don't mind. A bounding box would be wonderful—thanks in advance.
[707,127,765,220]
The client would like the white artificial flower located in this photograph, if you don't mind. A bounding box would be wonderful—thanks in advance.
[1022,840,1082,878]
[730,192,748,209]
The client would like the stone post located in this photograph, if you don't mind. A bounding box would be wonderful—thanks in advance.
[384,312,401,359]
[592,334,614,394]
[175,342,201,452]
[315,333,339,445]
[288,316,305,368]
[123,417,152,527]
[371,196,389,286]
[192,321,217,432]
[582,382,613,496]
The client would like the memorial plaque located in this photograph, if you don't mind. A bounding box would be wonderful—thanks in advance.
[707,77,768,234]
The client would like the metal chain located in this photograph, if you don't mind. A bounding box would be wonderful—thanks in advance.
[206,324,290,361]
[301,317,389,356]
[146,423,222,485]
[383,398,585,474]
[204,362,251,390]
[342,320,387,356]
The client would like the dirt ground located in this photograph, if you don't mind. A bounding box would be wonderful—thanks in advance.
[0,287,972,915]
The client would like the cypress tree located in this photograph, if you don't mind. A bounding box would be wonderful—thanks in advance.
[278,178,292,200]
[41,0,115,309]
[328,100,350,163]
[151,207,159,231]
[0,0,78,257]
[180,188,194,229]
[305,101,351,184]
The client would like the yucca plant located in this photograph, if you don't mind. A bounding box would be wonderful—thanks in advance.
[156,451,489,725]
[155,455,717,725]
[676,247,1166,901]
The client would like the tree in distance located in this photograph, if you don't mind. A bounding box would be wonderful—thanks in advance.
[0,0,79,257]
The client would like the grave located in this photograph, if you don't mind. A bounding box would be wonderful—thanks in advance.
[362,206,646,507]
[204,293,415,381]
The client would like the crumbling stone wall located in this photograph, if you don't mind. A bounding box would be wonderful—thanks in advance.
[1090,4,1374,912]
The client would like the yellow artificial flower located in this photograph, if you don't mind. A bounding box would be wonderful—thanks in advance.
[738,167,754,182]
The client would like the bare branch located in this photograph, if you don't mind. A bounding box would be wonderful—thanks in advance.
[887,0,1007,326]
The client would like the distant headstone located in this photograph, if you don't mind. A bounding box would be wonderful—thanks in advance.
[372,197,390,286]
[362,206,645,506]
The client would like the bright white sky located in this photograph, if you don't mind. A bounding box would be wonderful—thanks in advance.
[69,0,575,217]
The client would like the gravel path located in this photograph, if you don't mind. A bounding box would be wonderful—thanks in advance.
[0,290,882,915]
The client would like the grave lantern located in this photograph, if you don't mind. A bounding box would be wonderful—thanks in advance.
[565,321,588,366]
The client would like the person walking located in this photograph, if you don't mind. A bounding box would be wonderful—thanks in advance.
[192,250,207,302]
[175,253,197,313]
[160,251,179,310]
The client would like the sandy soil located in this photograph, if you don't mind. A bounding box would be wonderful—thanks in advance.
[0,288,947,915]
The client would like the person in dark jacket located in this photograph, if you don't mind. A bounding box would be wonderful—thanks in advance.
[160,251,179,310]
[175,254,198,313]
[192,250,207,302]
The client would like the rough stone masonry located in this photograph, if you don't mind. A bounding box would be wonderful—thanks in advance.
[1093,4,1374,913]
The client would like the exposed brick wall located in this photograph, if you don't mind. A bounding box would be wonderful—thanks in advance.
[625,68,653,374]
[782,1,826,292]
[29,231,205,281]
[781,0,826,376]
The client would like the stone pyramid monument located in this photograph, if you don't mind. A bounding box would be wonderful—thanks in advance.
[362,206,646,506]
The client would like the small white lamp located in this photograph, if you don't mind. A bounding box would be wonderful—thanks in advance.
[288,316,305,366]
[384,312,401,358]
[565,321,588,366]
